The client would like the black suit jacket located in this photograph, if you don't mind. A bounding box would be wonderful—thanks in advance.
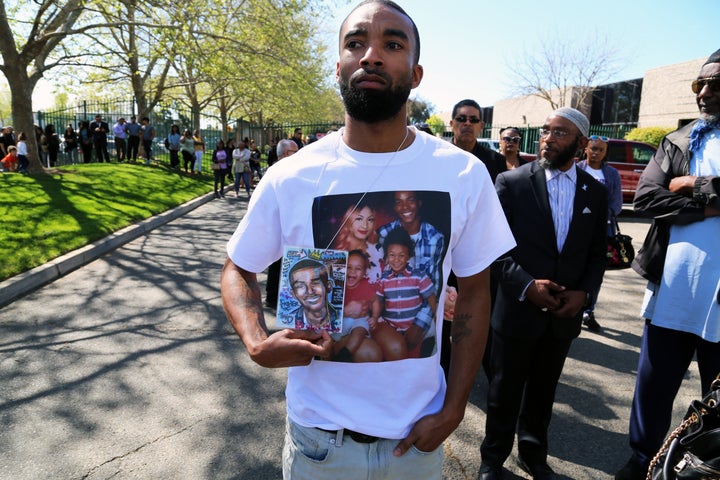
[492,161,608,339]
[89,121,109,142]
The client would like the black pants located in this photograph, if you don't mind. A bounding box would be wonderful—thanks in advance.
[213,168,226,193]
[142,140,153,161]
[115,137,127,162]
[127,136,140,161]
[81,143,92,163]
[169,150,180,169]
[181,151,193,171]
[94,139,110,162]
[481,328,572,467]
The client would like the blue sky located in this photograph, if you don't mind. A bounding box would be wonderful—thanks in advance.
[326,0,719,114]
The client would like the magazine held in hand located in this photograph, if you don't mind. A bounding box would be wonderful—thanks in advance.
[276,246,347,333]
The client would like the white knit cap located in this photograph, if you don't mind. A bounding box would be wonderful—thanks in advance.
[551,107,589,137]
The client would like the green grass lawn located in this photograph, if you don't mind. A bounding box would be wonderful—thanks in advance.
[0,163,214,281]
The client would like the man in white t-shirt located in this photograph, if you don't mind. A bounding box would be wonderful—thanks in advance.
[221,1,515,478]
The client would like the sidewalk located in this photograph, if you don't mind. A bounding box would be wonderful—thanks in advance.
[0,198,704,479]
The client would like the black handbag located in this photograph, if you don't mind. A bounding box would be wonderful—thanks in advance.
[649,376,720,480]
[606,218,634,269]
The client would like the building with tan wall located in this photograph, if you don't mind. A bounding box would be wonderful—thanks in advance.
[637,58,704,128]
[483,56,706,137]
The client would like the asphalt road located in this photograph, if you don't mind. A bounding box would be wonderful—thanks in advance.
[0,197,705,480]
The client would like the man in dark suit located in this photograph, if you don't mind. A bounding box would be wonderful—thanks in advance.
[89,115,110,162]
[479,108,608,480]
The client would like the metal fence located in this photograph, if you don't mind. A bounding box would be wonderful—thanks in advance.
[441,123,635,154]
[34,100,346,167]
[36,100,636,164]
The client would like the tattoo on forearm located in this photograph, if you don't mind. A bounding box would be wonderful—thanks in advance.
[451,313,472,344]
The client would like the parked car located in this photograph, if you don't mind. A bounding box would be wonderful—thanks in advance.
[605,139,656,203]
[519,138,656,203]
[477,138,500,152]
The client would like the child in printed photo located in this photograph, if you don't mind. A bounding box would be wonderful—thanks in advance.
[370,228,437,360]
[333,250,382,362]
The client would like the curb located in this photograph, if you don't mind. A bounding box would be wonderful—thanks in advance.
[0,190,222,308]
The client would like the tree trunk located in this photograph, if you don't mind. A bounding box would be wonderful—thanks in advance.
[6,66,43,173]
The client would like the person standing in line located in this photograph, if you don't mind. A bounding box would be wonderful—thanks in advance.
[499,126,527,170]
[614,48,720,480]
[211,139,228,198]
[231,139,252,198]
[125,116,141,162]
[79,121,92,163]
[89,115,110,162]
[291,127,304,150]
[180,129,195,173]
[44,124,60,167]
[225,137,236,183]
[192,130,205,174]
[266,137,279,167]
[576,134,622,332]
[446,98,508,379]
[221,1,515,478]
[167,125,182,170]
[450,99,507,183]
[16,132,29,173]
[140,117,155,165]
[113,117,128,162]
[63,124,79,165]
[248,139,263,182]
[479,108,607,480]
[263,138,299,309]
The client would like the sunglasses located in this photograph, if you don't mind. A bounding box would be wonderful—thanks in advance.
[454,115,482,124]
[691,75,720,94]
[501,136,521,144]
[588,135,609,142]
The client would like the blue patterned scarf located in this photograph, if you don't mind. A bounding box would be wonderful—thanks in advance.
[689,119,720,152]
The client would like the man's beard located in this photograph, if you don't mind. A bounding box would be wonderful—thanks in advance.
[538,138,580,170]
[339,70,411,123]
[699,111,720,123]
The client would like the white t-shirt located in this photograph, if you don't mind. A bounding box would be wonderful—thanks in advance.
[583,164,606,185]
[226,128,515,438]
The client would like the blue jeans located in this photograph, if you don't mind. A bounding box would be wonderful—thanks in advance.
[283,419,442,480]
[234,171,251,194]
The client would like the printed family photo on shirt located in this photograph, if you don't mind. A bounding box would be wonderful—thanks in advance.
[310,190,450,363]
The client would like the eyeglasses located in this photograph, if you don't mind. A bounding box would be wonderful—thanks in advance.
[588,135,609,142]
[539,128,576,139]
[691,75,720,94]
[454,115,482,124]
[501,136,521,144]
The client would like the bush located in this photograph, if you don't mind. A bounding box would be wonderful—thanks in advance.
[625,127,674,148]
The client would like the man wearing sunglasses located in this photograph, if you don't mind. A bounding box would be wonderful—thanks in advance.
[615,48,720,480]
[450,99,507,183]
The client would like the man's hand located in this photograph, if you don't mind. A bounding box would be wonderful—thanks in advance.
[222,258,333,368]
[553,290,586,319]
[393,409,461,457]
[669,175,696,196]
[525,279,564,311]
[248,329,333,368]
